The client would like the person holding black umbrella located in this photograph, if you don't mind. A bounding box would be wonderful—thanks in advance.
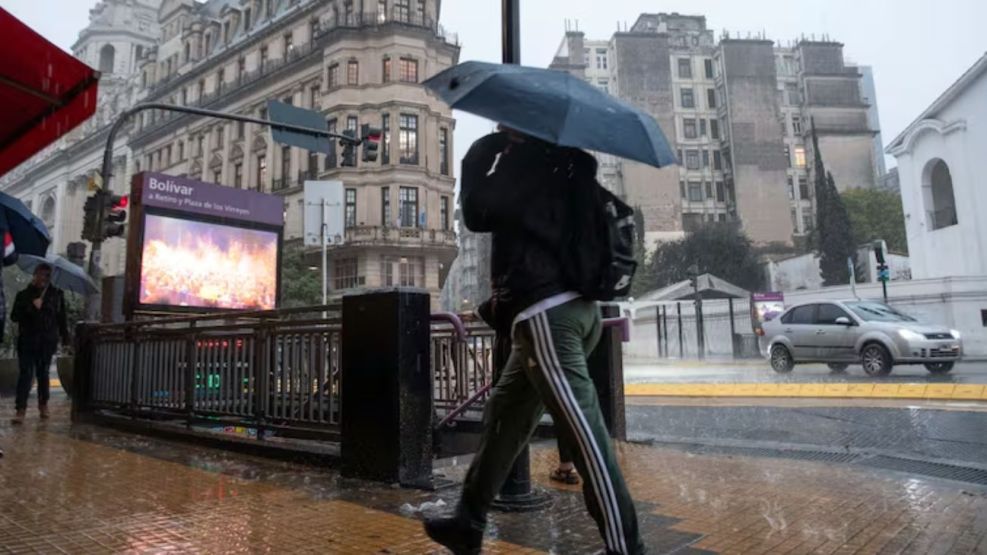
[424,128,646,555]
[10,263,69,424]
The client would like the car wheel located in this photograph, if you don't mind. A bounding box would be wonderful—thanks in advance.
[924,362,955,374]
[770,345,795,373]
[861,343,893,376]
[827,363,850,373]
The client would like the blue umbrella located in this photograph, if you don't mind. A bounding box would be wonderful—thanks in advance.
[424,61,677,169]
[0,191,50,256]
[16,254,97,295]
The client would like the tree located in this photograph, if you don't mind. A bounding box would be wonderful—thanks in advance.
[280,246,322,308]
[635,223,763,294]
[841,187,908,254]
[811,124,856,286]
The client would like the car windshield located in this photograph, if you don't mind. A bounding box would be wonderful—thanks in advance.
[846,301,917,322]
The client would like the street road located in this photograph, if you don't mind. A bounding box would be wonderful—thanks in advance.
[625,360,987,384]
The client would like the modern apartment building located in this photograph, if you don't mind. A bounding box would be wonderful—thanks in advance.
[550,13,881,247]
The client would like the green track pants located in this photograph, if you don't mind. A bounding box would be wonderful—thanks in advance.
[458,298,645,554]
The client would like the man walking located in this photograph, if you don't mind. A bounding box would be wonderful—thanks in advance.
[11,263,69,424]
[424,130,645,554]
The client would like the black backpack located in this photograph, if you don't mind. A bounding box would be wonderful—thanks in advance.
[564,175,638,301]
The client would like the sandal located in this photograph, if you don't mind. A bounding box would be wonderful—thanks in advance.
[550,468,581,485]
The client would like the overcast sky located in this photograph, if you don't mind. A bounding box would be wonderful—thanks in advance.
[6,0,986,178]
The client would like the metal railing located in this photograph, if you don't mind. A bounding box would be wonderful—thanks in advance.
[431,318,497,424]
[345,226,457,248]
[85,305,343,440]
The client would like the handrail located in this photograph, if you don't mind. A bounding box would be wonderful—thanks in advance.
[437,383,492,428]
[430,312,466,342]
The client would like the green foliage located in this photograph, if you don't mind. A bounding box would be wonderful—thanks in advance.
[280,246,322,308]
[635,223,763,294]
[811,125,857,286]
[816,172,857,286]
[841,187,908,254]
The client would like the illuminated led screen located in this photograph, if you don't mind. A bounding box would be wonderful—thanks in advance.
[139,214,278,310]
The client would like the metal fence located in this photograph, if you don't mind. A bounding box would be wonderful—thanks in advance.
[86,306,343,440]
[431,321,497,425]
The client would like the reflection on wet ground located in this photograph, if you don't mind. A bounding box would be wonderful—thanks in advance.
[2,397,987,553]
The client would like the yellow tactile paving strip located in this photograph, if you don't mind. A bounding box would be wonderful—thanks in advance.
[625,382,987,401]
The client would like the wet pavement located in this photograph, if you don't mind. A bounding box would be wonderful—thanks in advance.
[3,395,987,554]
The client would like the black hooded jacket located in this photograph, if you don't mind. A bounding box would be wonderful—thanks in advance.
[461,132,598,332]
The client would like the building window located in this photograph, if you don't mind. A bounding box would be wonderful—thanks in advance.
[791,208,799,231]
[307,151,318,176]
[716,181,725,202]
[382,57,391,82]
[786,83,801,105]
[213,169,222,184]
[394,0,410,21]
[328,63,339,87]
[799,175,810,200]
[284,33,294,55]
[679,180,686,199]
[678,58,692,78]
[238,57,246,80]
[278,146,290,190]
[346,115,358,133]
[377,0,387,22]
[787,176,795,200]
[333,257,360,290]
[702,150,710,168]
[237,120,245,139]
[683,118,697,139]
[381,114,390,164]
[399,186,418,227]
[260,45,269,68]
[597,79,609,94]
[794,146,806,169]
[680,87,695,108]
[713,150,722,170]
[257,154,267,189]
[596,48,608,70]
[234,163,243,188]
[347,60,359,85]
[440,196,450,230]
[382,255,424,287]
[439,128,449,175]
[345,188,356,228]
[704,58,714,79]
[215,126,225,148]
[309,84,320,108]
[244,7,252,29]
[178,141,185,160]
[699,119,707,136]
[792,116,803,136]
[259,106,267,120]
[398,114,418,164]
[707,88,717,109]
[310,17,320,38]
[784,145,792,168]
[685,150,700,170]
[802,207,815,230]
[687,181,703,202]
[399,58,418,82]
[416,0,425,22]
[710,119,720,140]
[927,159,958,229]
[197,135,205,156]
[381,186,391,226]
[325,118,337,168]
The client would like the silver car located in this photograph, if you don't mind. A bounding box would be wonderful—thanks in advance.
[762,300,962,376]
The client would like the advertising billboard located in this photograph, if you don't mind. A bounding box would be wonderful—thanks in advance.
[124,172,285,316]
[750,292,785,336]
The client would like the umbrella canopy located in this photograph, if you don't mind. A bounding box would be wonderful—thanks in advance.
[0,191,50,256]
[424,61,677,169]
[16,254,97,295]
[0,7,100,177]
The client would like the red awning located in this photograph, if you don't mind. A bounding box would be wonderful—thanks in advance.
[0,7,100,177]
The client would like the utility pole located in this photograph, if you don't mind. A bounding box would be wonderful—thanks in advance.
[688,264,705,360]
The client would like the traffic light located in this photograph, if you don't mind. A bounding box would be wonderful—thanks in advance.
[873,240,887,266]
[103,194,128,239]
[340,129,357,167]
[361,124,381,163]
[82,195,100,241]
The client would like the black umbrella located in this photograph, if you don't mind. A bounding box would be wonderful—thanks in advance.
[424,61,677,169]
[0,191,50,256]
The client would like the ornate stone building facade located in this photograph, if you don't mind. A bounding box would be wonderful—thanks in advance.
[2,0,460,308]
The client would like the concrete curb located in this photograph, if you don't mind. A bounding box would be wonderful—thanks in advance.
[624,382,987,401]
